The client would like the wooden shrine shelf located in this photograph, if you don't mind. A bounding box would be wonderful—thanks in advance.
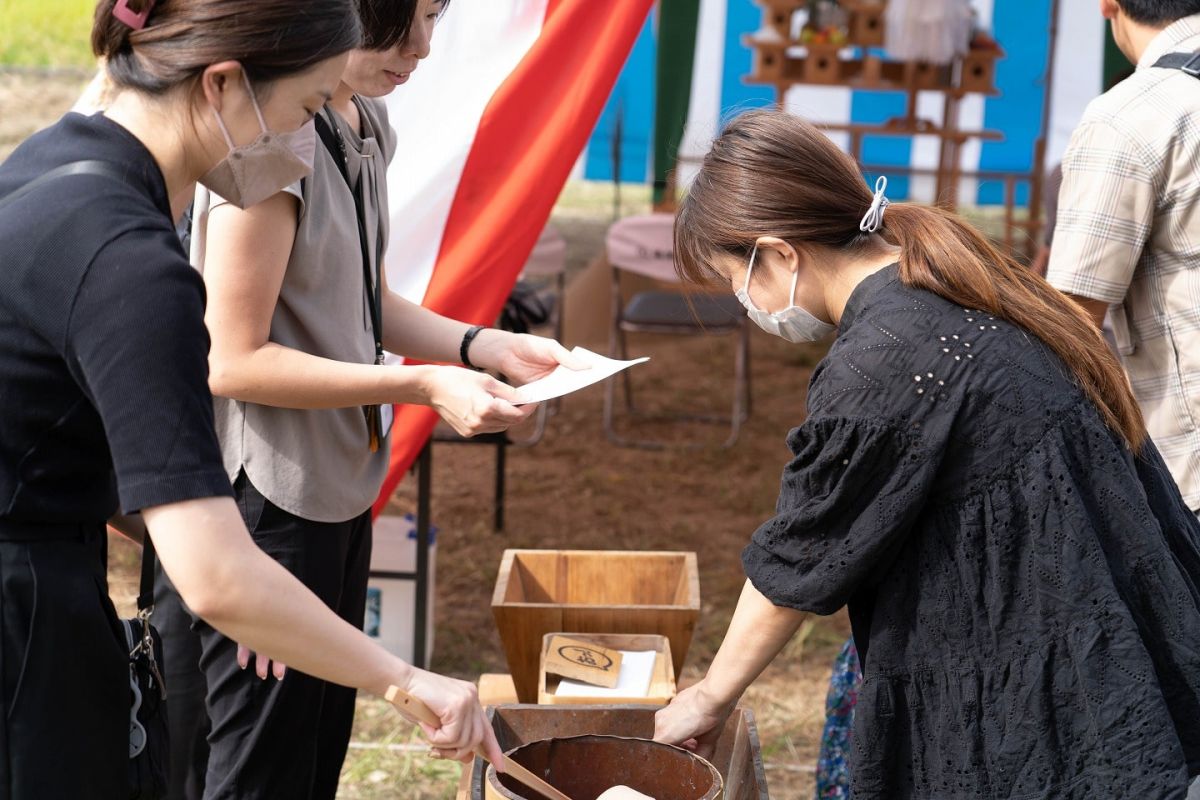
[816,120,1003,143]
[714,0,1057,259]
[744,41,1004,99]
[740,0,1008,213]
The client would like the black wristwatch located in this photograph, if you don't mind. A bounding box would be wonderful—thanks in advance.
[460,325,487,370]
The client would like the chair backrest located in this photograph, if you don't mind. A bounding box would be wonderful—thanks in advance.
[605,213,678,283]
[522,224,567,278]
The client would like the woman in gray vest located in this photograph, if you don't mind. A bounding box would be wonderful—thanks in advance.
[159,1,575,798]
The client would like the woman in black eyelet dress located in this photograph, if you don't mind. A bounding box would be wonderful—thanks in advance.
[742,263,1200,799]
[651,108,1200,800]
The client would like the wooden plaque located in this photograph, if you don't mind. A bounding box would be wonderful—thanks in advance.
[544,635,623,688]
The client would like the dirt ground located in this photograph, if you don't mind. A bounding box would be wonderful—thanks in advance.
[0,69,93,160]
[6,72,847,799]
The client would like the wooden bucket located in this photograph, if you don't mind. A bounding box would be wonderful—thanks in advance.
[484,735,722,800]
[465,705,769,800]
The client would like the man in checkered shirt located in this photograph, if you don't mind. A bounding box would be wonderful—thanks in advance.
[1048,0,1200,521]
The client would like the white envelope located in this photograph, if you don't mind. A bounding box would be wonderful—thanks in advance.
[513,346,649,406]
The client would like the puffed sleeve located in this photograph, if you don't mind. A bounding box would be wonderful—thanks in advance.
[743,415,942,615]
[64,228,234,513]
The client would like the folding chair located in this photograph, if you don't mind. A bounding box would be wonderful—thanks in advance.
[602,213,751,448]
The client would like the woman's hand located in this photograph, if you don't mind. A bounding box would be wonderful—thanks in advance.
[236,644,287,681]
[653,679,737,760]
[467,330,586,385]
[403,668,505,766]
[422,365,536,436]
[656,580,808,758]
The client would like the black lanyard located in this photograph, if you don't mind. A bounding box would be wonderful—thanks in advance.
[314,106,384,363]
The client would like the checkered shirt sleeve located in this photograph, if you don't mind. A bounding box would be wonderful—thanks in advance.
[1046,118,1157,304]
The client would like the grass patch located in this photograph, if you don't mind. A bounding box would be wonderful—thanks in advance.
[554,179,652,219]
[1,0,96,68]
[339,707,462,800]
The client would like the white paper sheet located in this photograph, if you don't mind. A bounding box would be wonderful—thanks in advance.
[554,650,658,699]
[513,347,649,406]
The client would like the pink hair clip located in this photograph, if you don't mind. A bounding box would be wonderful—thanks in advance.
[113,0,155,30]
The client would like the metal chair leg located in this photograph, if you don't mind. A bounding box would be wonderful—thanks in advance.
[603,369,618,444]
[739,323,752,422]
[724,325,749,447]
[508,402,548,446]
[413,440,432,668]
[618,326,637,414]
[494,437,506,533]
[739,328,748,422]
[604,309,619,444]
[549,271,566,416]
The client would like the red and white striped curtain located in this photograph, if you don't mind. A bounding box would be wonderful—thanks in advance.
[374,0,656,515]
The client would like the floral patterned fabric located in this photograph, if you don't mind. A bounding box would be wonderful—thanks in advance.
[816,638,861,799]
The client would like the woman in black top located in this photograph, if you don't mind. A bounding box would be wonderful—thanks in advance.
[0,1,502,796]
[653,110,1200,799]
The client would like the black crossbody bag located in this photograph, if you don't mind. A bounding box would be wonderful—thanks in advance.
[313,108,392,452]
[122,535,169,799]
[0,161,170,798]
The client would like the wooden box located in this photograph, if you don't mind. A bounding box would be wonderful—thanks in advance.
[538,633,676,706]
[960,49,1000,94]
[466,705,769,800]
[907,60,947,90]
[757,0,803,40]
[748,39,788,81]
[492,550,700,703]
[765,7,794,40]
[848,5,885,47]
[803,43,842,84]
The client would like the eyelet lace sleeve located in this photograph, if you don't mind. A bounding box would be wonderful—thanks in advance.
[743,415,943,615]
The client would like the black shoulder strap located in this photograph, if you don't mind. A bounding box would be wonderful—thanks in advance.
[313,109,384,362]
[137,533,156,613]
[0,159,128,215]
[1152,50,1200,77]
[0,159,159,613]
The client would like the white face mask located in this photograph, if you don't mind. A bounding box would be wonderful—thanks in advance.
[735,245,835,343]
[198,72,317,209]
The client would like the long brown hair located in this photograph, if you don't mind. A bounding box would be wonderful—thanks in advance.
[91,0,362,95]
[676,109,1146,451]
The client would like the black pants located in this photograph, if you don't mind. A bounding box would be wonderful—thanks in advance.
[158,474,373,800]
[155,563,209,800]
[0,525,128,799]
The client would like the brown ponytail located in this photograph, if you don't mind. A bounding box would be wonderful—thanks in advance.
[91,0,362,95]
[675,109,1147,451]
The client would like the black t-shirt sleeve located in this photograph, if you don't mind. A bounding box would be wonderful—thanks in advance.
[65,228,233,513]
[742,415,941,615]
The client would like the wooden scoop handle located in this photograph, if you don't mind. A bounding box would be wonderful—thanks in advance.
[384,685,575,800]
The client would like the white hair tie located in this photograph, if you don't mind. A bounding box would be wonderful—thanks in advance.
[859,175,890,233]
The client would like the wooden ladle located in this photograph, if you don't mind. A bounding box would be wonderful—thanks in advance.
[385,685,575,800]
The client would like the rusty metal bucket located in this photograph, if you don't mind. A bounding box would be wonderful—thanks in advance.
[484,734,723,800]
